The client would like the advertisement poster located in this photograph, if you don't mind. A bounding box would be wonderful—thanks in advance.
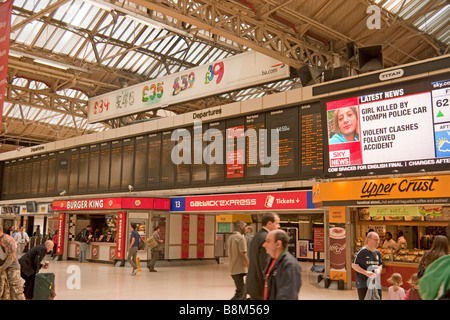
[88,51,289,123]
[326,75,450,176]
[116,212,127,260]
[0,0,12,130]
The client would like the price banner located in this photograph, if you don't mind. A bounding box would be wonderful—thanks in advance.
[88,51,289,123]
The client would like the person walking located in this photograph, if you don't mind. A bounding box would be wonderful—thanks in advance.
[246,213,280,300]
[19,240,54,299]
[13,226,29,258]
[262,229,301,300]
[227,220,249,300]
[352,231,383,300]
[417,235,448,278]
[148,226,163,272]
[128,224,140,275]
[0,226,25,300]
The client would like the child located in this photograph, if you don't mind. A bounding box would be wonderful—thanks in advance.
[387,273,406,300]
[405,273,421,300]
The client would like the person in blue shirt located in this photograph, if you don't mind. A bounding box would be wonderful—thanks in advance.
[329,106,360,144]
[128,224,140,275]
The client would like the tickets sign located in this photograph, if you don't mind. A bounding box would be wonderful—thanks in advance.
[170,190,314,212]
[88,51,289,123]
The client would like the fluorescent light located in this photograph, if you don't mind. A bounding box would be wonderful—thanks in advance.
[34,59,68,70]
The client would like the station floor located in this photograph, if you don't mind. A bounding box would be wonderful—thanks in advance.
[43,256,387,300]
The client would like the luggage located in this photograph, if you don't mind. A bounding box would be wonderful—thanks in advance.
[33,272,56,300]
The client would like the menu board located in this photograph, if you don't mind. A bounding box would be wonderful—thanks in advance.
[121,138,134,190]
[110,140,122,190]
[88,145,100,192]
[226,117,245,180]
[161,130,175,186]
[300,102,324,176]
[246,113,266,179]
[325,73,450,177]
[99,142,110,191]
[147,133,161,186]
[134,135,147,189]
[207,121,225,183]
[267,107,298,178]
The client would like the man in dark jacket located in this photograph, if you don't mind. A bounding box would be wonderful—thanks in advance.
[262,229,301,300]
[246,213,280,300]
[19,240,54,299]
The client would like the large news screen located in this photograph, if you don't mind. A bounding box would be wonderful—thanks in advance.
[324,73,450,177]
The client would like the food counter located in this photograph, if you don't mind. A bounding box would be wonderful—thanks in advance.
[68,240,118,262]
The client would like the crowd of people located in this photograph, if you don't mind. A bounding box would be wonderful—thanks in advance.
[0,226,54,300]
[352,226,450,300]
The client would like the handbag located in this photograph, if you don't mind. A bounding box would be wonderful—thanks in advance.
[146,237,158,249]
[364,279,381,300]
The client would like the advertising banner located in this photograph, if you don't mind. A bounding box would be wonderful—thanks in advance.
[116,212,127,259]
[52,197,169,211]
[325,74,450,177]
[0,0,13,130]
[313,175,450,206]
[171,190,314,212]
[88,51,289,123]
[56,212,66,255]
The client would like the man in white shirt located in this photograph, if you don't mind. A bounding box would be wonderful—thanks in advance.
[396,230,407,249]
[382,232,397,249]
[13,226,29,257]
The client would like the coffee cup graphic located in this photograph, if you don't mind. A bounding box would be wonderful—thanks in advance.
[330,227,346,270]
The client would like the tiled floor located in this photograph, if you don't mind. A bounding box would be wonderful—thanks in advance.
[42,257,385,300]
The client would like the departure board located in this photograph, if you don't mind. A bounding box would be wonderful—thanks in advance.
[99,142,110,191]
[147,132,162,186]
[24,158,33,195]
[300,102,324,176]
[38,154,48,196]
[191,122,207,184]
[207,121,225,183]
[10,160,17,196]
[121,138,134,190]
[175,128,191,185]
[110,140,122,190]
[2,161,10,198]
[16,159,24,195]
[88,145,100,192]
[47,153,56,194]
[267,107,298,178]
[57,151,69,193]
[226,117,245,180]
[31,156,40,196]
[69,148,79,194]
[134,135,147,189]
[161,131,175,186]
[245,113,266,179]
[78,147,89,192]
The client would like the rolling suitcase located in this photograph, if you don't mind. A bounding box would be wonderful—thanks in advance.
[33,272,56,300]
